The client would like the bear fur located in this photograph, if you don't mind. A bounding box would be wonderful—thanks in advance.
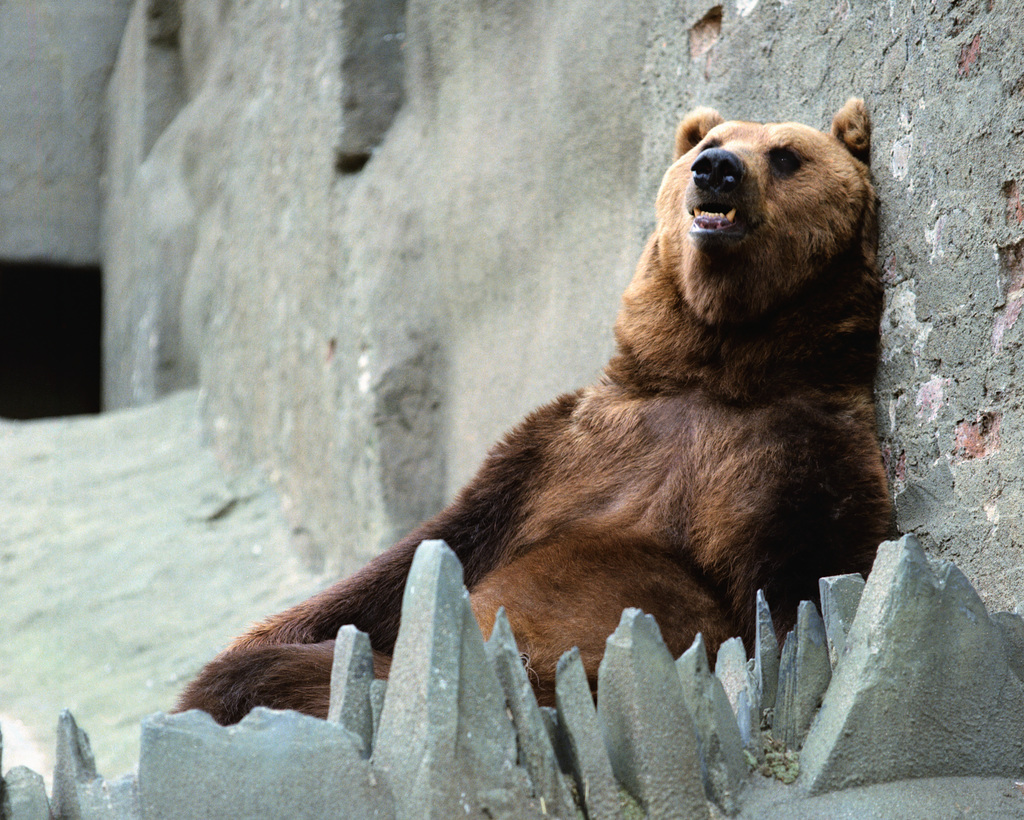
[177,99,891,723]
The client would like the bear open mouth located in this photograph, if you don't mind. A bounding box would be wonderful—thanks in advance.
[688,201,747,250]
[691,205,738,231]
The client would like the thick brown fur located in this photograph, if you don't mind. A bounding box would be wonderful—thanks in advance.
[177,99,891,723]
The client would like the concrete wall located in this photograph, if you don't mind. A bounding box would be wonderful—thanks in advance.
[0,0,130,265]
[101,0,1024,607]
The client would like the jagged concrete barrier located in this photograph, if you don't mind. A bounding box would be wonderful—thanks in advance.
[3,536,1023,819]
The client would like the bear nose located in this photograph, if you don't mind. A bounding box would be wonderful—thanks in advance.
[691,148,744,194]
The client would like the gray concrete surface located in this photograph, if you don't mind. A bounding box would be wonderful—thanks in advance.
[0,391,327,781]
[0,0,130,265]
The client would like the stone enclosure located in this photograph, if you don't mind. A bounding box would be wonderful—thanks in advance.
[3,537,1024,818]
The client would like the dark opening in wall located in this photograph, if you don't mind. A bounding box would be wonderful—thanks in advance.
[0,263,102,419]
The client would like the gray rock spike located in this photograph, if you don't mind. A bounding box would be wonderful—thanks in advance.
[485,608,578,818]
[597,610,708,820]
[139,708,392,819]
[51,710,96,820]
[714,637,762,755]
[773,601,831,751]
[753,589,779,716]
[3,766,52,820]
[371,540,541,819]
[554,647,624,820]
[538,706,561,761]
[818,574,866,669]
[801,535,1024,794]
[327,624,375,755]
[369,678,387,741]
[52,711,140,820]
[676,634,747,815]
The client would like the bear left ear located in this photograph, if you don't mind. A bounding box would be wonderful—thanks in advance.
[675,107,725,160]
[831,98,871,165]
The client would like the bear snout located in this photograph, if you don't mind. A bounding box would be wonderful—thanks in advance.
[691,148,744,195]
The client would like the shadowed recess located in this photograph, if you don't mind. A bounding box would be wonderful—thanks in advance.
[0,263,102,419]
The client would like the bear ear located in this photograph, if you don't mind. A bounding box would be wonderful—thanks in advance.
[831,97,871,165]
[675,107,725,160]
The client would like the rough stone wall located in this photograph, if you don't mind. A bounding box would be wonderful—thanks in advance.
[102,0,1024,603]
[104,0,653,571]
[0,0,130,264]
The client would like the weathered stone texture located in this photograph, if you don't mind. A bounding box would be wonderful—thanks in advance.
[800,535,1024,794]
[53,711,140,820]
[486,610,577,819]
[772,602,831,751]
[2,766,52,820]
[753,590,779,716]
[138,708,392,819]
[676,634,747,815]
[714,638,761,756]
[818,574,866,669]
[102,0,652,573]
[326,624,375,754]
[371,541,541,818]
[597,610,707,819]
[0,0,131,265]
[553,648,624,820]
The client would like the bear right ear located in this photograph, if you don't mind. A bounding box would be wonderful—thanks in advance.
[831,97,871,165]
[674,107,724,160]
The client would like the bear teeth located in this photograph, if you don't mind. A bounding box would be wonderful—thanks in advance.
[693,208,738,223]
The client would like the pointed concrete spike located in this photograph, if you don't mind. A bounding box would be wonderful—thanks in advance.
[140,708,392,818]
[801,535,1024,794]
[327,624,375,755]
[538,706,561,758]
[486,608,578,818]
[773,601,830,750]
[372,540,540,818]
[597,609,708,819]
[3,766,52,820]
[714,637,762,754]
[52,710,97,820]
[818,574,866,669]
[754,589,779,715]
[52,711,140,820]
[554,647,624,820]
[676,633,747,815]
[369,678,387,741]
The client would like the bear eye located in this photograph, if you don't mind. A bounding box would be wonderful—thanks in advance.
[769,147,802,177]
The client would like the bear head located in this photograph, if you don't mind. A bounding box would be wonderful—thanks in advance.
[653,98,876,326]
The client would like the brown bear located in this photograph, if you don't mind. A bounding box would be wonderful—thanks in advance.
[178,99,890,724]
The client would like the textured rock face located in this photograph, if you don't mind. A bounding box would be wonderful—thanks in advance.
[0,0,130,265]
[99,1,1024,597]
[101,0,650,571]
[772,603,831,751]
[138,708,393,819]
[371,541,540,818]
[800,535,1024,794]
[676,634,746,815]
[597,610,707,819]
